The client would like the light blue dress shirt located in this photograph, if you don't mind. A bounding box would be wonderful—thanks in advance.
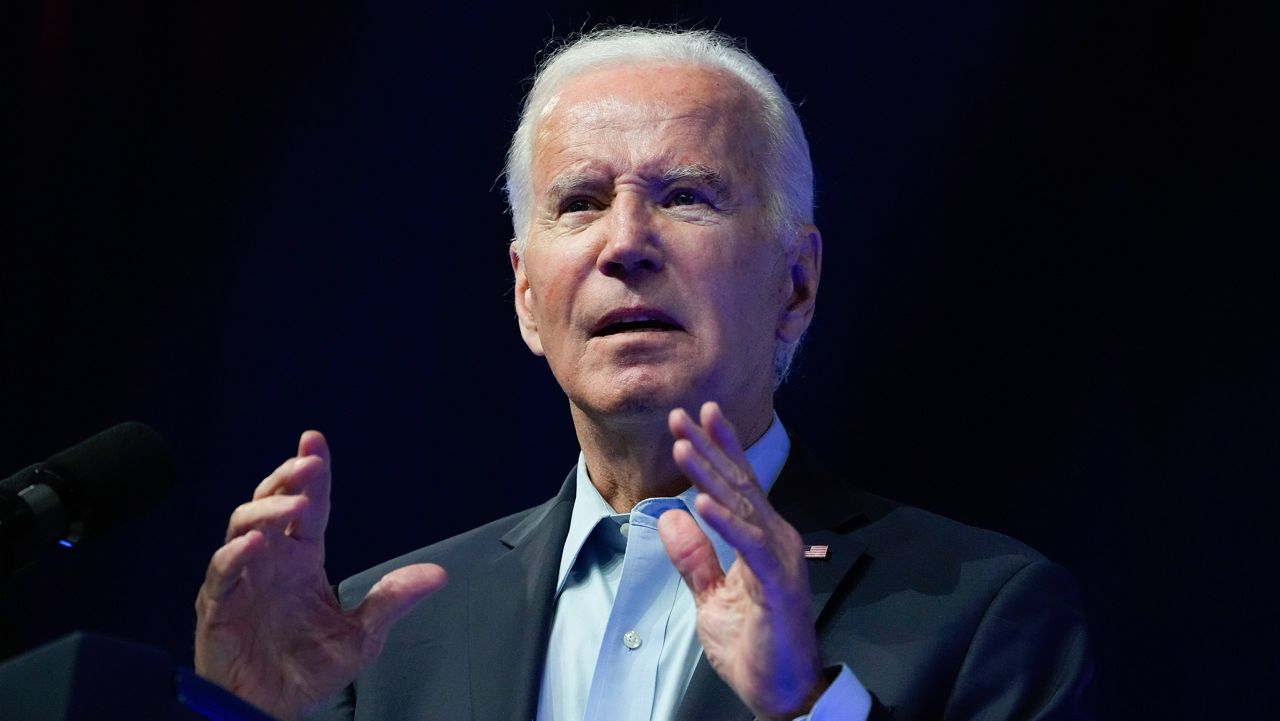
[535,414,871,721]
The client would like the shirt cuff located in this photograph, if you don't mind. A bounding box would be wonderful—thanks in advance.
[792,664,871,721]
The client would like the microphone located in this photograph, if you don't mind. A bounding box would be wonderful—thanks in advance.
[0,422,175,581]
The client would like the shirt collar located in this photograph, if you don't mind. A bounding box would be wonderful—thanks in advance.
[555,413,791,595]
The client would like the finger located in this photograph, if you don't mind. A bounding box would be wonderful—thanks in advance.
[669,408,740,484]
[670,407,758,499]
[700,402,747,465]
[657,508,726,602]
[252,455,323,501]
[672,431,778,540]
[201,530,266,602]
[253,455,305,500]
[250,446,332,541]
[692,492,783,581]
[291,432,332,539]
[297,429,331,466]
[353,564,449,658]
[286,460,330,541]
[225,494,310,543]
[672,437,741,513]
[669,407,740,502]
[251,430,331,500]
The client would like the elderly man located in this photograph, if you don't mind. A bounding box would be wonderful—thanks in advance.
[195,28,1091,721]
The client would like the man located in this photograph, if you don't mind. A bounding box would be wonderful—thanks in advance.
[195,28,1091,720]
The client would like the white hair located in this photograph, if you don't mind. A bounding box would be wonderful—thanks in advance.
[504,27,815,385]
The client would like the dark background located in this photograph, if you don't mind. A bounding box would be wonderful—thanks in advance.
[2,1,1275,717]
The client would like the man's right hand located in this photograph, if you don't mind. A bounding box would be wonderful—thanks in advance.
[194,431,447,721]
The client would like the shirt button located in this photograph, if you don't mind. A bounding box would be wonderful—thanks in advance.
[619,522,630,538]
[622,630,642,649]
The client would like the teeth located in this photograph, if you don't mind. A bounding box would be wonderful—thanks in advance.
[593,311,680,336]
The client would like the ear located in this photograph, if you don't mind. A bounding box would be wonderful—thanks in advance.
[510,242,545,356]
[777,224,822,343]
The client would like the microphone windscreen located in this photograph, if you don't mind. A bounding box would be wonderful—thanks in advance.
[41,421,175,535]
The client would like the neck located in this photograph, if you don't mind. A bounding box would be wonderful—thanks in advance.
[570,400,774,513]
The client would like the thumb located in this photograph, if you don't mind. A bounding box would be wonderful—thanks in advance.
[353,563,448,655]
[658,508,724,602]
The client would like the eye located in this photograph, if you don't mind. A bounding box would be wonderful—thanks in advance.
[562,197,596,214]
[664,190,702,208]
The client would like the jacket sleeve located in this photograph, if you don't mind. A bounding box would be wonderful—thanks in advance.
[941,559,1093,720]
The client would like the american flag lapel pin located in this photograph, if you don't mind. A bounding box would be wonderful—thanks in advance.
[804,544,829,559]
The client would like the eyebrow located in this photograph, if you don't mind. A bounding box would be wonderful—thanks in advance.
[544,172,605,208]
[543,163,734,207]
[658,164,733,200]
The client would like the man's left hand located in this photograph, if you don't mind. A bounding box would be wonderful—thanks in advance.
[659,402,828,721]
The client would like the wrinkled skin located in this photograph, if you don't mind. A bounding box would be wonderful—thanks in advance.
[194,432,447,720]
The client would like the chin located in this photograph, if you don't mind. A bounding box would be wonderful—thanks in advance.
[575,373,691,424]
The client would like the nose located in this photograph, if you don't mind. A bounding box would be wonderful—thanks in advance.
[597,195,663,278]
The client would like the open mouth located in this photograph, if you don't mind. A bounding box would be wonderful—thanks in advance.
[591,309,684,337]
[595,318,681,336]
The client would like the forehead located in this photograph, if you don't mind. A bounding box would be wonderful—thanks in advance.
[531,63,763,185]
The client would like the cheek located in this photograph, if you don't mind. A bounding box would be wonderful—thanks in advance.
[530,237,603,297]
[527,268,580,336]
[723,255,790,331]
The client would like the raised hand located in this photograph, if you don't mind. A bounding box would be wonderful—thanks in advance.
[194,431,447,720]
[658,403,827,721]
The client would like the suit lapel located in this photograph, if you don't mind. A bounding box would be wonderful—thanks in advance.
[467,471,576,721]
[768,440,873,626]
[675,527,869,721]
[675,440,875,721]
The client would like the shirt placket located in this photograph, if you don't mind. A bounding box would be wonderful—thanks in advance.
[581,499,686,721]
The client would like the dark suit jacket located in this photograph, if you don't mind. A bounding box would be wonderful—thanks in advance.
[310,443,1092,720]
